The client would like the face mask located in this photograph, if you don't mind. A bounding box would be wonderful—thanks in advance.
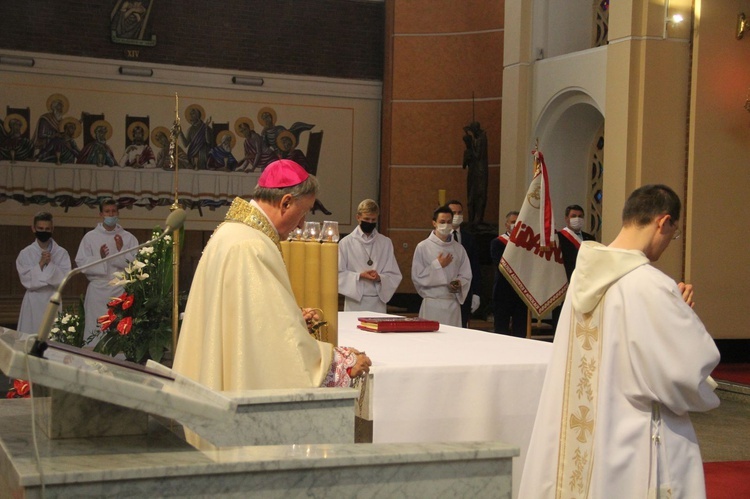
[508,222,516,234]
[35,231,52,243]
[452,215,463,226]
[360,221,377,234]
[104,216,119,227]
[436,223,453,236]
[569,217,584,231]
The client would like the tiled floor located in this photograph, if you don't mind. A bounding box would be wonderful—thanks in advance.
[693,386,750,462]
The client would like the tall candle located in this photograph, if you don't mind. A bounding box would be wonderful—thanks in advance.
[289,240,306,307]
[280,240,291,267]
[438,189,446,206]
[304,241,321,310]
[320,242,339,346]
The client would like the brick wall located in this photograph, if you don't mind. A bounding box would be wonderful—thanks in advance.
[0,0,384,81]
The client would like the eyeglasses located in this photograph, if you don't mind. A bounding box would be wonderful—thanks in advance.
[672,228,682,240]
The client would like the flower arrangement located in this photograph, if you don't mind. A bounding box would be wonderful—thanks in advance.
[94,227,179,364]
[6,379,30,399]
[50,299,86,348]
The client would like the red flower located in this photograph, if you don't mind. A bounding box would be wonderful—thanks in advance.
[13,379,30,397]
[5,389,15,399]
[122,294,135,310]
[98,309,117,331]
[107,292,128,308]
[117,316,133,336]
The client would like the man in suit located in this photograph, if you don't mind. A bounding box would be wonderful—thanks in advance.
[552,204,596,328]
[557,204,596,280]
[447,200,481,328]
[490,210,527,337]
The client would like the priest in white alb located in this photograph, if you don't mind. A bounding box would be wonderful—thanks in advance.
[519,184,719,499]
[411,205,472,327]
[338,199,402,313]
[173,159,371,391]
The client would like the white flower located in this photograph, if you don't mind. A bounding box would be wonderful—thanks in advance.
[140,247,154,255]
[61,316,70,325]
[144,259,149,264]
[109,276,134,287]
[164,235,172,242]
[68,326,76,333]
[132,260,147,270]
[137,273,149,281]
[51,327,60,333]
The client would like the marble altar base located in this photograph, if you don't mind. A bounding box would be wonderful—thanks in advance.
[0,399,518,498]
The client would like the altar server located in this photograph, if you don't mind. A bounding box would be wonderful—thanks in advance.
[173,159,370,391]
[338,199,402,313]
[75,199,138,342]
[16,212,71,334]
[519,184,719,499]
[411,205,472,327]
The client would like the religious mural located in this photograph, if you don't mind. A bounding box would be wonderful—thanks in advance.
[0,93,325,212]
[110,0,157,46]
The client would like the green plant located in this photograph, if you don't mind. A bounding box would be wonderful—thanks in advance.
[94,227,180,364]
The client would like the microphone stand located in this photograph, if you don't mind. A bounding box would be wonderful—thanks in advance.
[28,209,187,358]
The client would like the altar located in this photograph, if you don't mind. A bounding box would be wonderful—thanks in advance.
[0,326,520,497]
[339,311,553,498]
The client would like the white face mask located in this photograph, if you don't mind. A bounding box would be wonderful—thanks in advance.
[508,222,516,234]
[436,223,453,236]
[452,214,463,226]
[569,216,584,231]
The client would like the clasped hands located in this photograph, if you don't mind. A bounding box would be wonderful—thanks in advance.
[348,347,372,378]
[360,270,381,282]
[678,282,695,308]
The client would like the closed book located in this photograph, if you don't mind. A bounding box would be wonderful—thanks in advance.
[357,316,440,333]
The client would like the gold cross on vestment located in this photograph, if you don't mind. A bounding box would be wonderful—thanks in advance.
[570,405,594,443]
[575,314,598,351]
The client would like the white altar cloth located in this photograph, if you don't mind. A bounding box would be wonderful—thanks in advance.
[339,311,552,498]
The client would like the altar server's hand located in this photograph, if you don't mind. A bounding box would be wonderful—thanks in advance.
[360,270,379,281]
[677,282,694,308]
[437,252,454,268]
[471,295,481,313]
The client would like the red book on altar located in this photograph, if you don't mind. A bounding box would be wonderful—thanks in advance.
[357,317,440,333]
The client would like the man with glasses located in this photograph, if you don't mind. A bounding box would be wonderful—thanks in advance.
[520,184,718,499]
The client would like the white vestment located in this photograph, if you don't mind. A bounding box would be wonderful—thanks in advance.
[16,239,71,334]
[173,198,333,391]
[338,226,402,313]
[411,231,472,327]
[519,242,720,499]
[75,224,138,341]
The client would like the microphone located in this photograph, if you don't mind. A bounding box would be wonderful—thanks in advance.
[28,209,187,358]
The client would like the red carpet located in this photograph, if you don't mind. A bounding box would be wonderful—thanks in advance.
[711,363,750,385]
[704,461,750,499]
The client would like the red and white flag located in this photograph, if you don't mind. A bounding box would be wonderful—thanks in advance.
[499,149,567,316]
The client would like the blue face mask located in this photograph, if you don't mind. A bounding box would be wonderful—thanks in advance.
[104,216,119,227]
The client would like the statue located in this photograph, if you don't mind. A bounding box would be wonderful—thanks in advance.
[462,121,488,225]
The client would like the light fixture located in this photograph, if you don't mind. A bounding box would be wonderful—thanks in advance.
[0,55,35,67]
[232,76,264,87]
[737,13,748,40]
[662,0,684,38]
[670,14,684,24]
[118,66,153,77]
